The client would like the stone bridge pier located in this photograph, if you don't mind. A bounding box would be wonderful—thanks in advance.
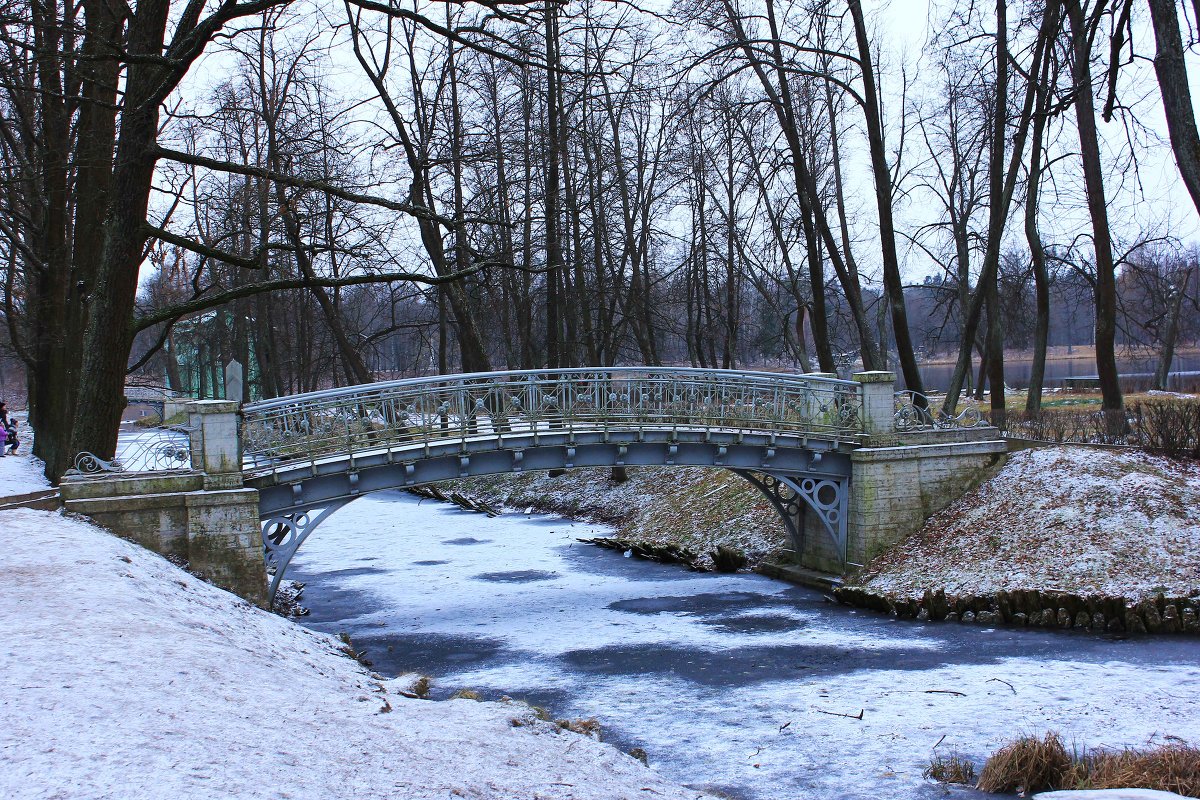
[774,372,1006,574]
[61,401,267,606]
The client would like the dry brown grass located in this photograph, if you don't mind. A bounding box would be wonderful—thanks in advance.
[976,733,1072,794]
[978,733,1200,796]
[1071,743,1200,796]
[556,717,602,739]
[924,751,976,784]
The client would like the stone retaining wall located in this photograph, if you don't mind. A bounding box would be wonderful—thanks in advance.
[60,400,266,607]
[833,585,1200,635]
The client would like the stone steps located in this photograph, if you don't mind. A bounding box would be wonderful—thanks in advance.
[0,489,62,512]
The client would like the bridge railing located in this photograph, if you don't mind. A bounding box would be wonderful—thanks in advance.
[241,368,863,474]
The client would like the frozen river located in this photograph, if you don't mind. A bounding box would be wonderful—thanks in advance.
[290,491,1200,800]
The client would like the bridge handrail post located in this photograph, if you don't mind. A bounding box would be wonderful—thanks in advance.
[852,371,896,437]
[187,399,243,489]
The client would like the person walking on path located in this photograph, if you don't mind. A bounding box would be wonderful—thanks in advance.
[0,401,19,456]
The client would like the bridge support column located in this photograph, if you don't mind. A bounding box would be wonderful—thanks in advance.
[852,371,898,442]
[737,470,849,572]
[187,400,243,489]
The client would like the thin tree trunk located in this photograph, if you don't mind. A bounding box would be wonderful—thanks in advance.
[1064,0,1124,432]
[848,0,924,395]
[1154,267,1192,390]
[1025,40,1054,412]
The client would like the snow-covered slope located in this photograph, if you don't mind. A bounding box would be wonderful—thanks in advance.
[0,427,50,498]
[860,447,1200,600]
[0,509,708,800]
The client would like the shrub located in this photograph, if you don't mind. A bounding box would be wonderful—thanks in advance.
[1133,399,1200,459]
[1004,397,1200,458]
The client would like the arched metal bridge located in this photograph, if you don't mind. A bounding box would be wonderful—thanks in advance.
[241,367,871,601]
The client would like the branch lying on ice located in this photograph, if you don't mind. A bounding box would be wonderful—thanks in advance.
[815,707,864,720]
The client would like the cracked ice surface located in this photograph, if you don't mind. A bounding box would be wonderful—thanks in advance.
[293,491,1200,800]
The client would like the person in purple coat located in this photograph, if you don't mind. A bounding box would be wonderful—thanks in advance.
[0,401,19,455]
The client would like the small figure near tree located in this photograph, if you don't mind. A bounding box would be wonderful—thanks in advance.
[0,401,19,456]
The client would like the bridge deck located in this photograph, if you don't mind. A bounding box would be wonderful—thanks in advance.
[242,367,864,477]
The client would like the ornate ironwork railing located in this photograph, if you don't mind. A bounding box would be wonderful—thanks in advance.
[70,427,193,475]
[242,368,864,474]
[894,390,986,432]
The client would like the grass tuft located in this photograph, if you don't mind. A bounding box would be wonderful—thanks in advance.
[1072,743,1200,796]
[556,717,601,739]
[976,733,1071,794]
[924,751,976,784]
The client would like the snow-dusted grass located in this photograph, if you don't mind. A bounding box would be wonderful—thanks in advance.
[449,466,786,568]
[859,447,1200,600]
[0,509,708,800]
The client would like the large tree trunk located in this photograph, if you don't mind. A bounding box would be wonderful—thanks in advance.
[70,0,174,465]
[28,0,74,478]
[984,0,1010,430]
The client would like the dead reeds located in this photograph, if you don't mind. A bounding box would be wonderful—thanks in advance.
[971,732,1200,797]
[924,751,976,785]
[976,733,1072,794]
[1072,742,1200,796]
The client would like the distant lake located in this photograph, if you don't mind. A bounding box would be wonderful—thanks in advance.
[916,352,1200,392]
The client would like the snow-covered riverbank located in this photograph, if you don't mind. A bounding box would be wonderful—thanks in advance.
[445,466,786,569]
[0,508,707,800]
[858,446,1200,601]
[455,445,1200,606]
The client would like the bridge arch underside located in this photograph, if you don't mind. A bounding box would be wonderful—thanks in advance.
[249,430,853,603]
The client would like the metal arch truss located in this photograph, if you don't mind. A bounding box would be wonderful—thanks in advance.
[263,499,354,605]
[734,470,849,564]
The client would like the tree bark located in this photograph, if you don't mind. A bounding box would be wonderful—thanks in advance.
[70,0,175,464]
[1147,0,1200,216]
[847,0,924,395]
[1063,0,1124,431]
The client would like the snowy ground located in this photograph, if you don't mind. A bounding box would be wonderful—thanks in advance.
[289,492,1200,800]
[0,417,49,498]
[859,447,1200,600]
[0,508,708,800]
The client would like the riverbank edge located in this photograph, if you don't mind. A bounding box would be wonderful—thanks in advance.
[447,458,1200,638]
[829,584,1200,636]
[440,467,790,571]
